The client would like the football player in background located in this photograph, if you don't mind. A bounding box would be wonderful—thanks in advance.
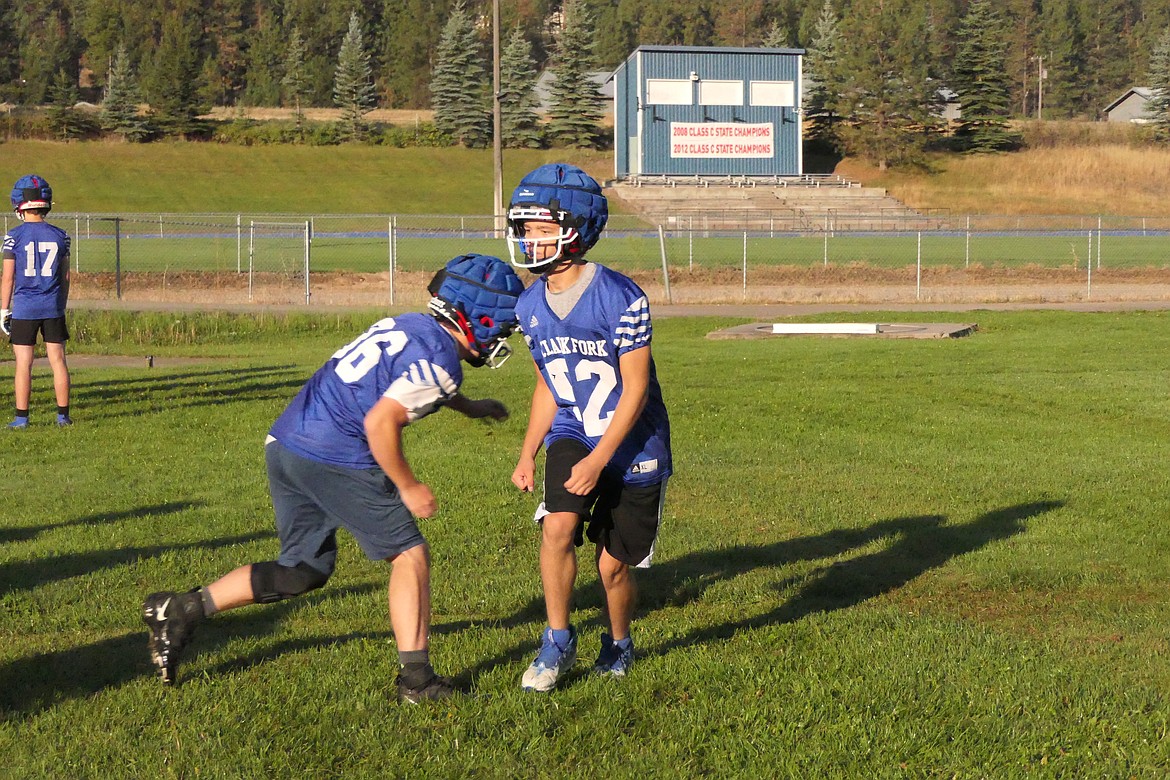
[506,163,672,692]
[1,175,73,428]
[142,254,524,703]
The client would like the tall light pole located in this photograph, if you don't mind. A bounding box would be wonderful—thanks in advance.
[492,0,504,234]
[1037,54,1045,120]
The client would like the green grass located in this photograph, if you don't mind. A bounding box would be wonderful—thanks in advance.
[2,309,1170,777]
[0,141,615,215]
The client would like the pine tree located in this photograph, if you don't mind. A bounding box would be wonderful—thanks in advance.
[831,0,937,170]
[242,11,285,106]
[803,0,842,153]
[429,0,490,147]
[952,0,1019,152]
[143,4,208,138]
[382,0,448,108]
[1039,0,1087,117]
[761,20,790,48]
[546,0,604,149]
[282,26,310,140]
[101,43,150,142]
[333,11,376,141]
[499,26,543,148]
[1144,28,1170,141]
[46,68,86,140]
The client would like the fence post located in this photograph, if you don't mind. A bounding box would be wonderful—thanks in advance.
[74,216,80,271]
[236,214,242,273]
[916,231,921,301]
[114,217,122,300]
[303,219,311,305]
[657,225,672,305]
[388,217,396,306]
[823,214,829,267]
[1096,216,1102,269]
[742,231,748,301]
[1087,236,1092,300]
[248,220,254,302]
[965,215,970,268]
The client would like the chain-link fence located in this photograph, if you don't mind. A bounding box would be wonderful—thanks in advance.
[13,212,1170,307]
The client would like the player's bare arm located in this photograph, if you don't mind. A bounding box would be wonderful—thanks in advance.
[365,394,437,518]
[446,392,508,421]
[563,345,652,496]
[512,360,560,492]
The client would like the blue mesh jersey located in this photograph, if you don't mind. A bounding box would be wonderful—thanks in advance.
[269,313,464,470]
[2,221,72,319]
[517,265,671,487]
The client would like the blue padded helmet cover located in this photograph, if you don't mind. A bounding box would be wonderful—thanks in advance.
[11,174,52,212]
[509,163,608,253]
[431,254,524,350]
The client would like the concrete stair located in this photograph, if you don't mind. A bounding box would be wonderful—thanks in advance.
[607,178,938,232]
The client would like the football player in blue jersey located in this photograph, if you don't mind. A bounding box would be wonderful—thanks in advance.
[142,254,524,702]
[1,175,73,428]
[506,163,672,692]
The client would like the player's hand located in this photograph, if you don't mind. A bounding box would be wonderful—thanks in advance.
[400,482,437,519]
[464,398,509,421]
[0,309,10,337]
[512,455,536,493]
[564,455,605,496]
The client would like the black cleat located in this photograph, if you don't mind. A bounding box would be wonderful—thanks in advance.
[142,590,203,685]
[396,673,457,704]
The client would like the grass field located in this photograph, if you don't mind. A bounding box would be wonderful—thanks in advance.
[2,309,1169,777]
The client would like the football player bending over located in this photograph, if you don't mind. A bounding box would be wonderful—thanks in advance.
[507,163,673,692]
[142,254,524,703]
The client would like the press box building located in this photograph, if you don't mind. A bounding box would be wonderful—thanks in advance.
[612,45,805,180]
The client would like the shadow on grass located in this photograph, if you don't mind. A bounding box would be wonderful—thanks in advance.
[0,501,201,545]
[0,529,272,594]
[463,500,1062,683]
[0,584,380,720]
[643,500,1063,656]
[69,364,305,418]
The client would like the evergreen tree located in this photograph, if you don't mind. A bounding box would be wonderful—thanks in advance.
[499,26,543,148]
[803,0,842,153]
[143,5,208,138]
[334,11,377,141]
[14,2,78,104]
[1144,27,1170,141]
[952,0,1019,152]
[429,0,490,147]
[1039,0,1087,117]
[546,0,604,149]
[242,10,286,106]
[761,20,790,48]
[831,0,937,170]
[46,68,86,140]
[101,43,150,142]
[382,0,448,108]
[282,26,310,140]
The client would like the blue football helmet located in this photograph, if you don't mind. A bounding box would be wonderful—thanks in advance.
[427,254,524,368]
[506,163,608,270]
[11,174,53,215]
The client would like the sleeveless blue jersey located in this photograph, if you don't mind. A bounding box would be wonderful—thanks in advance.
[517,265,671,487]
[2,221,72,319]
[269,313,464,469]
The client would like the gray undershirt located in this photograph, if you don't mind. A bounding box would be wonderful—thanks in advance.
[545,261,597,319]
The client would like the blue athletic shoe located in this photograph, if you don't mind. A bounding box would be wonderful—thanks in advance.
[7,417,28,430]
[592,633,634,677]
[56,414,72,427]
[521,626,577,692]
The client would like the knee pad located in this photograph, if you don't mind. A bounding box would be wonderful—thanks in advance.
[251,561,330,604]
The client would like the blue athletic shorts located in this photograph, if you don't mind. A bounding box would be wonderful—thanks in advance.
[265,438,426,574]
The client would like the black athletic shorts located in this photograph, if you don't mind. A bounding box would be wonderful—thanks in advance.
[541,437,667,568]
[9,316,69,346]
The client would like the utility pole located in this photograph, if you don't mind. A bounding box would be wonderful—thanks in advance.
[492,0,504,235]
[1037,55,1045,120]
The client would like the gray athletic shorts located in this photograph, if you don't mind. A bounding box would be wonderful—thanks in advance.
[266,438,426,574]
